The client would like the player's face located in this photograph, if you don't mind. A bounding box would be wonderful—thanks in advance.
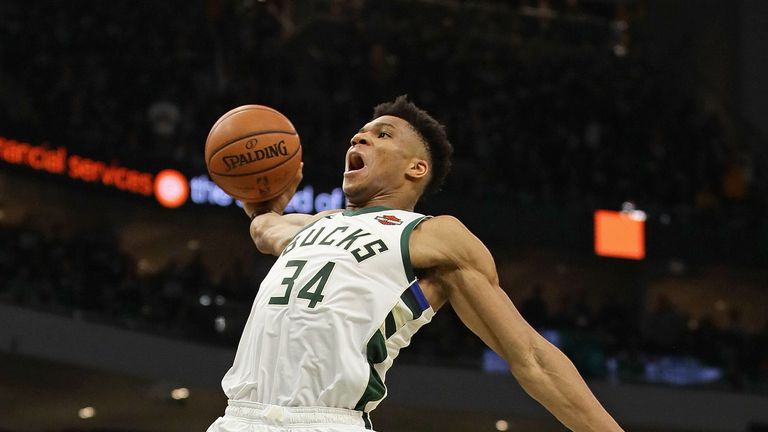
[343,115,428,204]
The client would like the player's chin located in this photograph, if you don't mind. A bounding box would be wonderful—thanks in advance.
[342,179,359,197]
[342,178,370,203]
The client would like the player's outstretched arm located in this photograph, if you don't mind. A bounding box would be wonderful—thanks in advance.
[410,216,624,432]
[242,164,340,255]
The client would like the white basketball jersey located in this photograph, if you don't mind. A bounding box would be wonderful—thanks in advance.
[221,206,435,427]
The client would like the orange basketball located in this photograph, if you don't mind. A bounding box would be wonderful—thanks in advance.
[205,105,302,202]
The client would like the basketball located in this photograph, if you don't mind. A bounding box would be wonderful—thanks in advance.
[205,105,302,202]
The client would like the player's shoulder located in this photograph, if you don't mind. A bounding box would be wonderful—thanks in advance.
[411,214,491,267]
[415,214,471,238]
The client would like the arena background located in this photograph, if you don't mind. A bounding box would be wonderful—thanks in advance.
[1,0,767,431]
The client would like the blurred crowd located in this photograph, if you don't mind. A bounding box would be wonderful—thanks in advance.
[1,0,764,219]
[2,223,768,393]
[0,224,260,341]
[516,286,768,391]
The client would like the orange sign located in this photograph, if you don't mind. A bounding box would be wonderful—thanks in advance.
[594,209,645,260]
[154,169,189,208]
[68,155,153,195]
[0,135,188,207]
[0,137,66,174]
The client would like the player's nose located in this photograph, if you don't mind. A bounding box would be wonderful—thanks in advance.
[350,132,369,146]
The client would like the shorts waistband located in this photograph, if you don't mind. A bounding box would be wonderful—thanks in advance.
[225,400,367,428]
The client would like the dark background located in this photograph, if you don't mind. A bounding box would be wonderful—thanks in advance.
[1,0,767,431]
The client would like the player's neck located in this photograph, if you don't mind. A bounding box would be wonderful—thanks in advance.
[345,193,417,212]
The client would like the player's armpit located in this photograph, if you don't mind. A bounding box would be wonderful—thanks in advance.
[411,216,527,357]
[410,215,504,307]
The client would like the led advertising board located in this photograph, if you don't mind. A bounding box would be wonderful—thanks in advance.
[0,135,343,213]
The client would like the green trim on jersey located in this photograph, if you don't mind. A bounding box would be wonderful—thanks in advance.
[384,312,396,338]
[399,216,427,282]
[355,330,388,410]
[362,412,373,430]
[342,206,394,216]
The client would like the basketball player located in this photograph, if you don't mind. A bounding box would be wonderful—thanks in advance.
[208,96,623,431]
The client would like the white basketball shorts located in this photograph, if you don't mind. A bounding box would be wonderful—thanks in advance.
[206,400,374,432]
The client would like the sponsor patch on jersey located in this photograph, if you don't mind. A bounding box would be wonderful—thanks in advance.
[375,215,403,226]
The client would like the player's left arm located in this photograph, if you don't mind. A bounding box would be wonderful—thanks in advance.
[410,216,624,432]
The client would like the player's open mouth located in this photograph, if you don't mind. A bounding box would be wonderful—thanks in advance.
[345,152,366,174]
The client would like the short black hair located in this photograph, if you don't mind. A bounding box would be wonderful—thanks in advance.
[372,95,453,197]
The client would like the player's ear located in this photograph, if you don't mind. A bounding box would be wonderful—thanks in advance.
[406,158,429,180]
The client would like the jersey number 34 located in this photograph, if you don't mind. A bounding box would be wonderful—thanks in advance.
[268,260,336,308]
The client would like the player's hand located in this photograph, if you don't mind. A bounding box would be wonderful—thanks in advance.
[243,163,303,219]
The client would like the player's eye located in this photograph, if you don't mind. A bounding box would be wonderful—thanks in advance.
[378,132,390,138]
